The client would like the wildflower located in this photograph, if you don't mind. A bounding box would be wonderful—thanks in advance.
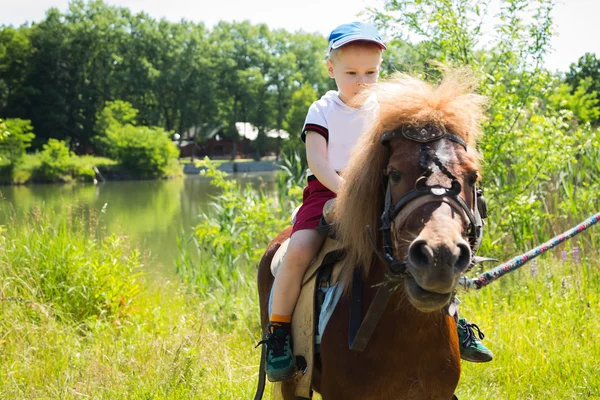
[572,246,581,264]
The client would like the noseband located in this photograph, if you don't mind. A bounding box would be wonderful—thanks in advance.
[376,125,486,277]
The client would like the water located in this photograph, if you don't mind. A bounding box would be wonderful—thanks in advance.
[0,172,279,277]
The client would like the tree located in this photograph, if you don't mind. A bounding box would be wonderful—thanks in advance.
[283,83,317,155]
[24,8,72,148]
[0,118,35,165]
[0,26,33,117]
[368,0,586,253]
[548,78,600,125]
[95,100,138,136]
[63,0,129,151]
[565,52,600,123]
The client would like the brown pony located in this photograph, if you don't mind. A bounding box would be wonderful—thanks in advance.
[257,69,488,400]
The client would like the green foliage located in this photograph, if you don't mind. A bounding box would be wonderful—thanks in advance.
[565,52,600,123]
[0,118,35,165]
[97,124,179,178]
[0,209,142,324]
[283,83,318,155]
[0,26,33,115]
[370,0,485,66]
[0,118,9,159]
[0,2,331,153]
[177,158,298,329]
[95,100,139,136]
[34,139,74,182]
[276,150,306,208]
[548,78,600,124]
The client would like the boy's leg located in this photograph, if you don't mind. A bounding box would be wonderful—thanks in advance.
[263,229,325,382]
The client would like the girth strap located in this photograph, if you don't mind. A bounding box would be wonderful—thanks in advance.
[348,269,395,352]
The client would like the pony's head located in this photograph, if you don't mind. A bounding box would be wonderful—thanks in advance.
[336,69,488,312]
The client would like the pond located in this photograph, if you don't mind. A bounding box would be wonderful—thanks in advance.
[0,172,279,277]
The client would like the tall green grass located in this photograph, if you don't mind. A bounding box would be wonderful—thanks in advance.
[0,208,141,324]
[457,247,600,399]
[176,158,297,331]
[0,205,267,399]
[1,150,599,398]
[179,155,600,398]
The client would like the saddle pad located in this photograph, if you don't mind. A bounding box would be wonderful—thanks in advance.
[268,282,343,347]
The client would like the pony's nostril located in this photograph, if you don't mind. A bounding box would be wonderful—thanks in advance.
[408,240,434,268]
[454,243,471,271]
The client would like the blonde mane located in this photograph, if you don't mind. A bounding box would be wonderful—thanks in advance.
[335,68,488,288]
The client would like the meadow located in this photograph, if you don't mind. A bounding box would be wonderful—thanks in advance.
[0,155,598,400]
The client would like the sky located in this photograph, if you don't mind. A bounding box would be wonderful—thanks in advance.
[1,0,598,72]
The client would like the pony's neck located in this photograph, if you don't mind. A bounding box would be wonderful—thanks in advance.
[364,262,456,348]
[361,264,461,395]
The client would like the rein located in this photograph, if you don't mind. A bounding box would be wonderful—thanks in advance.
[460,211,600,290]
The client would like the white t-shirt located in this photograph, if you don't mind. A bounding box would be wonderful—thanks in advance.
[302,91,378,177]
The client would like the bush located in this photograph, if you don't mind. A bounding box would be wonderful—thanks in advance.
[33,139,74,182]
[94,100,179,178]
[97,124,179,178]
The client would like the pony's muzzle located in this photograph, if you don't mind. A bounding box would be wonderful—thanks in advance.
[406,238,471,294]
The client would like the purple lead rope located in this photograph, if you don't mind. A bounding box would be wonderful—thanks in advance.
[460,212,600,290]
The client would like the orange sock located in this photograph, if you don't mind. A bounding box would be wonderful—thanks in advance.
[270,313,292,326]
[270,314,292,335]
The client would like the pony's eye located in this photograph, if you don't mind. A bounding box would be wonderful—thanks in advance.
[389,170,402,185]
[468,173,478,186]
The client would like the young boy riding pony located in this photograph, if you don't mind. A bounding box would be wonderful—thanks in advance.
[260,21,493,382]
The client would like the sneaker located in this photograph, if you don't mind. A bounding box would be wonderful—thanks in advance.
[457,318,493,363]
[256,323,297,381]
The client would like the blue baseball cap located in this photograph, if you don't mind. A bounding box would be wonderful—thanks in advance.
[328,22,387,53]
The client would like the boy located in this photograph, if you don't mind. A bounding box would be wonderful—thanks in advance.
[261,22,492,383]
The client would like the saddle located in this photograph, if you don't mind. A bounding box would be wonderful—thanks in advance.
[269,200,344,399]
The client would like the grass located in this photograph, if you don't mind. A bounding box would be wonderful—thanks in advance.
[457,247,600,399]
[3,210,596,399]
[0,207,265,399]
[1,157,599,398]
[1,154,117,184]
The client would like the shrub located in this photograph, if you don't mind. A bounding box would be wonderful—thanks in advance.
[94,100,179,178]
[97,124,179,178]
[34,139,74,182]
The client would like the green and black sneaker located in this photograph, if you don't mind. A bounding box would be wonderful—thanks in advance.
[457,318,493,363]
[257,323,297,382]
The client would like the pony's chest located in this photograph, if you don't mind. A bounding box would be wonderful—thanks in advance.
[319,294,460,399]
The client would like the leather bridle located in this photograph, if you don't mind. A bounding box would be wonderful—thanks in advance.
[375,124,486,277]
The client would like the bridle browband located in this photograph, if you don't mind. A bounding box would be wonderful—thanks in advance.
[375,124,485,277]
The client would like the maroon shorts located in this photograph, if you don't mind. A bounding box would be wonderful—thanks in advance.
[291,178,336,234]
